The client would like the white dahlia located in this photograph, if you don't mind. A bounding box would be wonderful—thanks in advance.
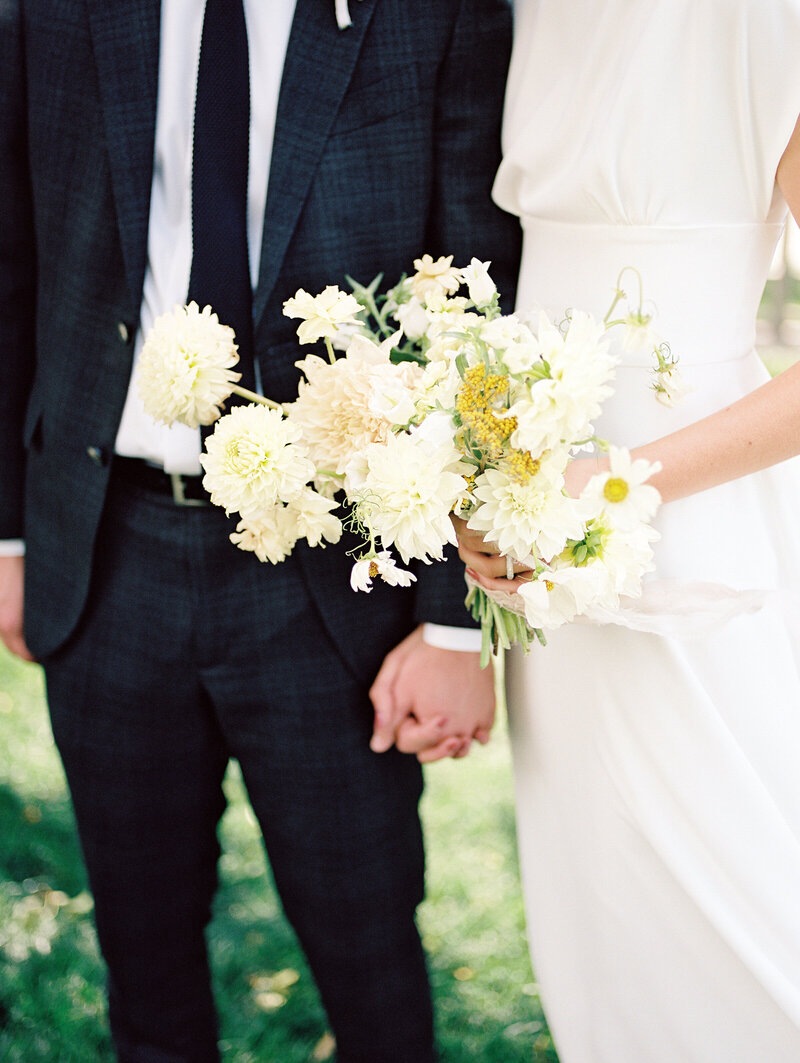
[230,509,299,564]
[137,302,240,428]
[200,405,315,518]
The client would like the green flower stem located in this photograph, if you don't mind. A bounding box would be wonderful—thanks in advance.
[324,337,336,365]
[230,384,284,411]
[466,585,545,669]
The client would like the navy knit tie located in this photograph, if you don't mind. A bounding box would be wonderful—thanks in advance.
[187,0,255,394]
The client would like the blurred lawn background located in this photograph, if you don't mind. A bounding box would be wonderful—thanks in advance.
[2,221,799,1062]
[0,646,556,1063]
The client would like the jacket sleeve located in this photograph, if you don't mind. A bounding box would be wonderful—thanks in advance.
[0,0,37,539]
[413,0,522,628]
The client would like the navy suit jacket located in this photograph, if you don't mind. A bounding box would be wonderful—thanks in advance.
[0,0,521,678]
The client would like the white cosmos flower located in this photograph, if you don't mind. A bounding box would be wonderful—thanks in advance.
[467,464,586,564]
[286,486,343,548]
[411,254,462,302]
[230,508,299,564]
[137,302,240,428]
[460,257,497,308]
[517,563,609,629]
[282,285,362,344]
[200,405,315,518]
[356,432,468,564]
[350,551,417,593]
[289,332,423,476]
[581,446,662,528]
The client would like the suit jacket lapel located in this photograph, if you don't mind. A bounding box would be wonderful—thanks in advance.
[253,0,377,325]
[86,0,161,313]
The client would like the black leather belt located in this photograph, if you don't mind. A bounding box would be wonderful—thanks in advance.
[113,456,212,507]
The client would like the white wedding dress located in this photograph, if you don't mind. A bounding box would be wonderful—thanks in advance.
[493,2,800,1060]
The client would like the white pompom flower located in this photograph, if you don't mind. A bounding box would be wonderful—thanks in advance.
[137,302,240,428]
[200,404,315,518]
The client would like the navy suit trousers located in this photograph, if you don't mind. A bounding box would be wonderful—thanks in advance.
[43,469,434,1063]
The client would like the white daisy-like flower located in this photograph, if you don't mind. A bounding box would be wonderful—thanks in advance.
[460,257,497,308]
[467,463,585,564]
[286,486,343,548]
[230,508,299,564]
[200,404,315,518]
[137,302,240,428]
[355,432,468,564]
[581,446,662,528]
[350,551,417,593]
[282,285,362,344]
[289,332,423,476]
[410,254,462,302]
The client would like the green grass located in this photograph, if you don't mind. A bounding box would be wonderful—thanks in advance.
[0,647,556,1063]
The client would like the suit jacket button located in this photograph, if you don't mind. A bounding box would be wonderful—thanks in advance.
[87,445,108,466]
[117,321,132,344]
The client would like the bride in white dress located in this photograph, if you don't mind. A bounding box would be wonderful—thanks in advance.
[458,1,800,1060]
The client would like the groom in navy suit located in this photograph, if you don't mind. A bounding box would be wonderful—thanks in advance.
[0,1,520,1060]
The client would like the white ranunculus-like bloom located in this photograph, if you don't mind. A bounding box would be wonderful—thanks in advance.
[289,333,423,477]
[581,446,662,528]
[467,464,585,564]
[460,257,497,308]
[410,254,462,302]
[356,433,468,564]
[286,486,343,548]
[137,302,240,428]
[282,285,362,344]
[350,551,417,593]
[200,405,315,518]
[230,509,299,564]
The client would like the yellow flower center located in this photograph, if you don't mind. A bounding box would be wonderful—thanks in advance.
[603,476,629,504]
[224,438,271,477]
[544,580,554,592]
[368,561,379,578]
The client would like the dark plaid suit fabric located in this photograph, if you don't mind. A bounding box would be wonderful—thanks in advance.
[1,1,521,1060]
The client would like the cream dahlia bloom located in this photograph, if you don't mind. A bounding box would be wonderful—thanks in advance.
[289,333,424,477]
[350,551,417,593]
[282,285,362,344]
[137,302,240,428]
[287,486,343,548]
[200,405,315,518]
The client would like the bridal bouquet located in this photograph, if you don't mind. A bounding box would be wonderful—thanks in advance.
[136,257,662,664]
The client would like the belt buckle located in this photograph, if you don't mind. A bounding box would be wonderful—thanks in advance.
[170,472,210,508]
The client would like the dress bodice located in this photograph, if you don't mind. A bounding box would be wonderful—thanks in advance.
[494,0,800,231]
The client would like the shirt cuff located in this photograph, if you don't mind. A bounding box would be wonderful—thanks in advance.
[422,622,482,653]
[0,540,25,557]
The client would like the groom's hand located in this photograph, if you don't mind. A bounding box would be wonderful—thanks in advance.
[370,625,495,763]
[0,555,35,662]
